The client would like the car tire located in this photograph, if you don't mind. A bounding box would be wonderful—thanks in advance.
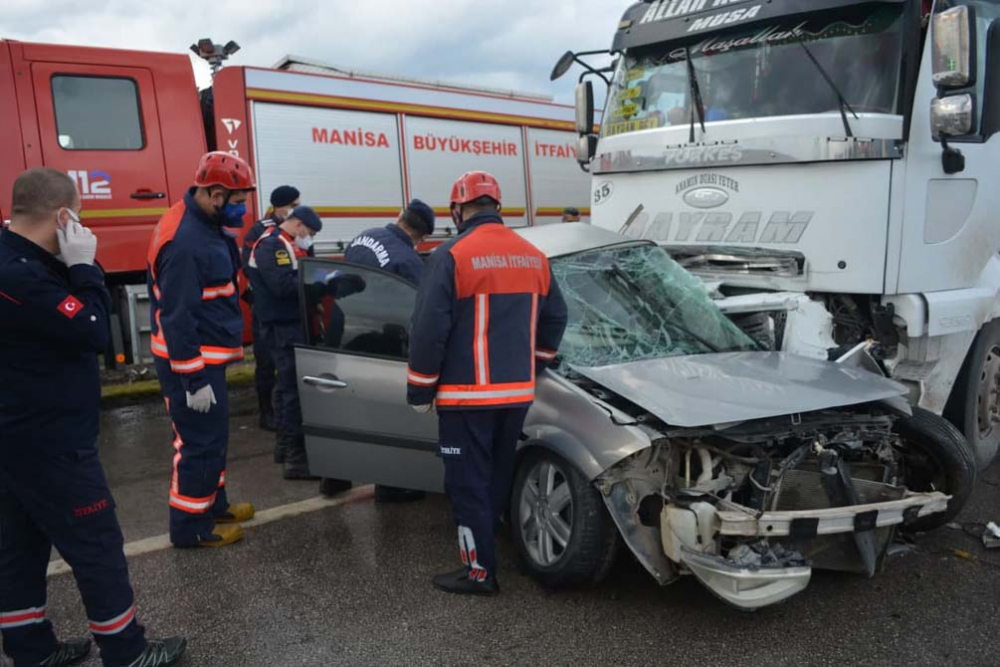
[510,449,620,588]
[895,406,977,533]
[944,319,1000,469]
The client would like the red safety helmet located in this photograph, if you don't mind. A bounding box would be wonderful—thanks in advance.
[194,151,257,191]
[450,171,502,207]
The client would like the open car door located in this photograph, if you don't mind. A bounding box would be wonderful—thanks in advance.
[294,258,442,492]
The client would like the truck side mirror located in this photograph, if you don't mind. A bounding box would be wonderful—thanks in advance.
[933,6,977,89]
[576,81,595,135]
[931,94,973,174]
[551,51,576,81]
[932,6,979,175]
[931,94,975,139]
[577,134,598,167]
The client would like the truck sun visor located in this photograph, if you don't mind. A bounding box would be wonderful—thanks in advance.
[613,0,907,52]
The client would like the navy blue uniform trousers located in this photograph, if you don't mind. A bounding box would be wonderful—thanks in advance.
[263,322,305,438]
[438,408,529,579]
[154,361,229,546]
[251,309,276,407]
[0,444,146,666]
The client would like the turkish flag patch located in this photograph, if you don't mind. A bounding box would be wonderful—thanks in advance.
[57,296,84,319]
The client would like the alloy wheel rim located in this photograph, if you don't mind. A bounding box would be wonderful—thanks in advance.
[519,460,574,567]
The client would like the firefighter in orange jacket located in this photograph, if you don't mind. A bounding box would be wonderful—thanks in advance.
[147,152,256,548]
[407,172,568,596]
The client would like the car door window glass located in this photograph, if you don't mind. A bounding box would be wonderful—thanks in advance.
[51,76,145,150]
[300,259,416,359]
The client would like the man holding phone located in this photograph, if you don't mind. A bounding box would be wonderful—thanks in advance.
[0,168,185,666]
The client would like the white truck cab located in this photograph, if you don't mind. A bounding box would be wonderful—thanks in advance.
[558,0,1000,468]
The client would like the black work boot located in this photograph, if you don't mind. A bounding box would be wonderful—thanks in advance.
[319,478,353,497]
[120,637,187,667]
[432,568,500,597]
[374,485,426,503]
[284,436,319,481]
[273,432,288,465]
[258,395,277,433]
[40,639,90,666]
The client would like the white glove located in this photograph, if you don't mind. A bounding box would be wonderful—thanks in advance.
[186,384,217,414]
[411,403,435,414]
[56,221,97,267]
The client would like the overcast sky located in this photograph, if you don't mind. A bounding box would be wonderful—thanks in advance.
[1,0,628,102]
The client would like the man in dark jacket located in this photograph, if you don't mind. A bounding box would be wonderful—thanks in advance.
[346,199,434,503]
[0,168,186,667]
[242,185,300,434]
[250,206,352,488]
[148,152,257,549]
[407,172,568,596]
[344,199,434,285]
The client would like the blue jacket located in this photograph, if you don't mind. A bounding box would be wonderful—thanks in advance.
[147,189,245,391]
[248,228,309,325]
[0,230,110,445]
[344,223,423,285]
[407,212,568,410]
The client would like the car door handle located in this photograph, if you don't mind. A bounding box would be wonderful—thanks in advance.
[304,376,348,389]
[131,191,166,200]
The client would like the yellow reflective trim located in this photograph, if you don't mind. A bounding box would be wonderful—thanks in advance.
[246,89,577,132]
[80,207,168,220]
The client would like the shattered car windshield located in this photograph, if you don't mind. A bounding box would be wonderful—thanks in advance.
[551,242,757,367]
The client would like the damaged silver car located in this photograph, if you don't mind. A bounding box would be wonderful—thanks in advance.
[295,224,976,609]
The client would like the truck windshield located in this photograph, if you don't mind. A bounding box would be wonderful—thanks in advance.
[603,4,904,138]
[550,243,757,368]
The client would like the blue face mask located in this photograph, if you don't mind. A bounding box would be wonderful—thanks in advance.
[220,202,247,228]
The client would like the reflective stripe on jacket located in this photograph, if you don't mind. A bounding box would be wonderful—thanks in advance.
[407,212,567,410]
[147,189,245,390]
[249,229,309,325]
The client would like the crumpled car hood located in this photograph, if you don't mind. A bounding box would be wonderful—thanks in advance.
[571,352,908,428]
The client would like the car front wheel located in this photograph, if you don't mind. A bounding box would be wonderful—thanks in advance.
[510,449,619,588]
[897,406,978,533]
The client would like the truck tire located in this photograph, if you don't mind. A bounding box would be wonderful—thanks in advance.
[896,406,977,533]
[510,450,620,588]
[945,319,1000,469]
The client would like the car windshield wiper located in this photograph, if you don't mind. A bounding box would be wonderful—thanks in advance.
[799,42,858,138]
[684,46,707,144]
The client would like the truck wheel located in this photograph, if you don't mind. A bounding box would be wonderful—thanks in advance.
[510,450,620,588]
[945,319,1000,469]
[896,406,977,533]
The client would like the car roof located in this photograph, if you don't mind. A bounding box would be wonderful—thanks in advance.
[515,223,645,258]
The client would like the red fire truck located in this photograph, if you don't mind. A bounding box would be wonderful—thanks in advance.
[0,39,590,364]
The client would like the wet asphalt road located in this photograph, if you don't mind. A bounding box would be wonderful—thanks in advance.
[9,389,1000,667]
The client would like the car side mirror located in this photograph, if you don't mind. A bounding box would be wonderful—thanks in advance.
[576,81,595,135]
[933,6,977,89]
